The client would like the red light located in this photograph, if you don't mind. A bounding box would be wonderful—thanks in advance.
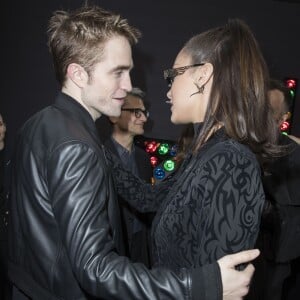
[150,156,159,167]
[145,141,159,153]
[280,121,290,132]
[285,79,296,89]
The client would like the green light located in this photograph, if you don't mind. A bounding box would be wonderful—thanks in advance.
[290,89,295,99]
[158,143,169,155]
[163,159,175,171]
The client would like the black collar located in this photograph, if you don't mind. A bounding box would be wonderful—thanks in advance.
[53,92,98,138]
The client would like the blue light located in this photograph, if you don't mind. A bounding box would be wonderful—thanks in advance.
[154,167,165,180]
[169,144,178,156]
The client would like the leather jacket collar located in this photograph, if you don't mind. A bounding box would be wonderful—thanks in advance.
[53,92,98,137]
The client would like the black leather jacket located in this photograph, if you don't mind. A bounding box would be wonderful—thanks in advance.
[8,93,221,300]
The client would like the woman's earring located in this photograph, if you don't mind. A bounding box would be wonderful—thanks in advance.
[197,77,205,93]
[190,83,205,97]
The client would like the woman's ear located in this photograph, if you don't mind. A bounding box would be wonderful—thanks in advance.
[197,63,213,85]
[66,63,88,88]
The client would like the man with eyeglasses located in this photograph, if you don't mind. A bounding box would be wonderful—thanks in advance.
[105,87,153,267]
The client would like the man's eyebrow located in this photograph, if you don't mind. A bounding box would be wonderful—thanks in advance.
[111,65,133,72]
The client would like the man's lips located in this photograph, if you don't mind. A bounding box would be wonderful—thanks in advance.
[113,97,125,104]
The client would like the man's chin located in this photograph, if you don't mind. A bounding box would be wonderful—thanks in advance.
[107,109,122,117]
[170,115,179,125]
[133,129,144,136]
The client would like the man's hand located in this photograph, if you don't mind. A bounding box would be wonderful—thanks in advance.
[218,249,260,300]
[288,134,300,145]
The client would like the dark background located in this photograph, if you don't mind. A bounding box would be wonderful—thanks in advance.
[2,0,300,156]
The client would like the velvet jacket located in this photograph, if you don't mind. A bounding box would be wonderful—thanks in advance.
[110,128,265,272]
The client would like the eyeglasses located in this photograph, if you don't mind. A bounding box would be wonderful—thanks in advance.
[121,108,150,118]
[163,63,205,87]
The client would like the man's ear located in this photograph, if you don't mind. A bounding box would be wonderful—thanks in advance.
[66,63,88,88]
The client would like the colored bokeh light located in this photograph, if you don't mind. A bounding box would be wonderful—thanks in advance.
[285,79,296,89]
[163,159,175,172]
[150,156,159,167]
[158,143,169,155]
[145,141,159,153]
[154,168,165,180]
[280,121,290,132]
[169,144,178,157]
[135,136,179,183]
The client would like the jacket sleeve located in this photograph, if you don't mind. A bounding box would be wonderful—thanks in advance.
[196,146,265,266]
[104,146,176,213]
[47,142,221,300]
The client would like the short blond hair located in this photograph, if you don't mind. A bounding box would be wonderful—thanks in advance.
[48,6,141,86]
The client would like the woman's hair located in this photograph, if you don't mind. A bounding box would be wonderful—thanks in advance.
[47,5,141,86]
[181,18,280,164]
[175,123,195,167]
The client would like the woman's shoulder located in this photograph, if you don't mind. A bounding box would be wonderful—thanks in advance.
[202,137,259,167]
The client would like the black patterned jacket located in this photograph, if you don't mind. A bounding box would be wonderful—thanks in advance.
[110,129,265,272]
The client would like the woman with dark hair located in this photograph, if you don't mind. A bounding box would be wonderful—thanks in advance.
[111,18,281,283]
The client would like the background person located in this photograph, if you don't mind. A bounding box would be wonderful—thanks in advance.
[105,87,153,266]
[250,78,300,300]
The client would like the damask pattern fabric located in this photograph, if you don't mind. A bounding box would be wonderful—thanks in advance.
[151,136,264,271]
[109,129,265,272]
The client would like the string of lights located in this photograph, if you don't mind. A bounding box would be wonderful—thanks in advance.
[135,137,178,183]
[281,77,298,135]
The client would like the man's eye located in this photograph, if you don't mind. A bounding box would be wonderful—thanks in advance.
[115,70,123,76]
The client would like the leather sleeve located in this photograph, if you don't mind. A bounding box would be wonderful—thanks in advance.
[47,142,196,300]
[192,263,222,300]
